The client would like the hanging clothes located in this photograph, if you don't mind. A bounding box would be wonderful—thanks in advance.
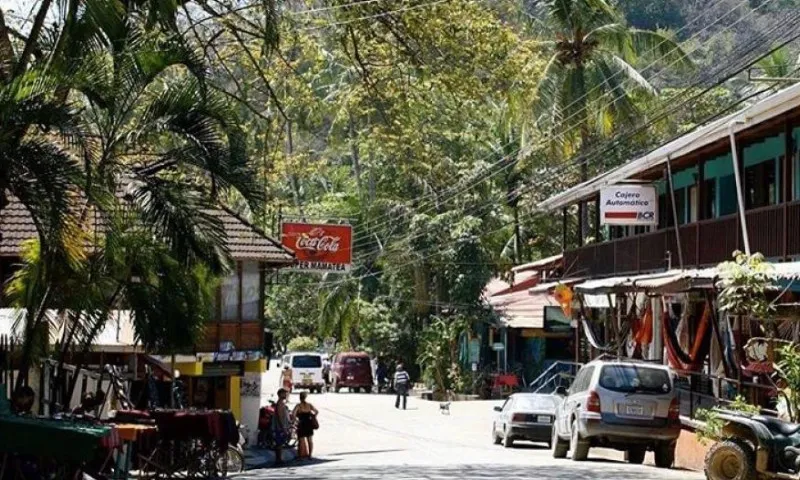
[663,300,713,371]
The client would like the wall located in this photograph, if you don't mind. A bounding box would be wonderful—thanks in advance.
[675,429,711,472]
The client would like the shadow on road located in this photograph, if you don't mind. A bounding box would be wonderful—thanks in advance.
[239,463,694,479]
[329,449,406,457]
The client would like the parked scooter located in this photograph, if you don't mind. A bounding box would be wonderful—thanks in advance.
[705,409,800,480]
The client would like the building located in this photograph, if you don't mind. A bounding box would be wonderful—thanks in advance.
[483,255,573,384]
[0,197,294,438]
[536,82,800,470]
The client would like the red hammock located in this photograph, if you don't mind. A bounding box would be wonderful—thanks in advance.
[663,300,712,372]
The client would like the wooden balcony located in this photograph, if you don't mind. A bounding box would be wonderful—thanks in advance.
[196,322,264,353]
[564,201,800,277]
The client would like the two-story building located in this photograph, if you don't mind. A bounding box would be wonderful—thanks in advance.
[0,197,294,435]
[537,81,800,395]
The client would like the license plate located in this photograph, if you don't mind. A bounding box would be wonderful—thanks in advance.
[625,405,644,416]
[537,415,551,424]
[302,375,312,385]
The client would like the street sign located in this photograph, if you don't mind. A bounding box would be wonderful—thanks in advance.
[492,342,505,351]
[600,185,658,226]
[281,222,353,272]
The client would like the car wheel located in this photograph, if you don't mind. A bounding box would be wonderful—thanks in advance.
[705,439,755,480]
[492,423,502,445]
[551,425,568,459]
[333,379,340,393]
[365,386,373,394]
[626,447,646,465]
[655,441,676,468]
[569,420,589,461]
[502,428,514,448]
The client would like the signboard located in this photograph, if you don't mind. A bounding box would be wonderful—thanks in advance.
[492,342,505,351]
[281,222,353,272]
[600,185,658,226]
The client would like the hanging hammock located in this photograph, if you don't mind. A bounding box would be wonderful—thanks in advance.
[581,317,632,352]
[663,300,712,371]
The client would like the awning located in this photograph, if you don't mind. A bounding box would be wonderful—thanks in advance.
[574,272,675,294]
[489,290,562,329]
[528,277,586,294]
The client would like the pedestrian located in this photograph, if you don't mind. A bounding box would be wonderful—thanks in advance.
[393,364,410,410]
[292,391,319,459]
[376,361,388,393]
[281,364,293,393]
[272,388,292,465]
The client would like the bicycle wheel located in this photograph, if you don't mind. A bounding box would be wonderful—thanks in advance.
[216,447,244,474]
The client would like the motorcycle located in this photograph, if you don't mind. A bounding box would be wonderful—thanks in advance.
[705,409,800,480]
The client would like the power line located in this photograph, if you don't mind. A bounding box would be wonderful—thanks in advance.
[345,0,784,261]
[317,18,800,291]
[342,0,759,249]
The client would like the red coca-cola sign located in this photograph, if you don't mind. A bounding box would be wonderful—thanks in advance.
[281,222,353,272]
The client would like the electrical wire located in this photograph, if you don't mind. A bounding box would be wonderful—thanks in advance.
[343,0,790,261]
[314,20,800,291]
[340,0,763,249]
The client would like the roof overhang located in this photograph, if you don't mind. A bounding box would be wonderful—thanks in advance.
[538,83,800,212]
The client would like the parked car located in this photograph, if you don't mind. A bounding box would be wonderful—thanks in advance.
[492,393,561,448]
[331,352,373,393]
[281,352,325,393]
[551,358,680,467]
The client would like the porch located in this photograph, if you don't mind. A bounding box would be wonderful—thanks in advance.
[564,200,800,277]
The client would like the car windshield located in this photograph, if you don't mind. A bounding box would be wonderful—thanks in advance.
[343,357,369,365]
[599,365,671,394]
[515,395,559,411]
[292,355,322,368]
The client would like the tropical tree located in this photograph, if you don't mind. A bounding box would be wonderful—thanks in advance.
[534,0,691,238]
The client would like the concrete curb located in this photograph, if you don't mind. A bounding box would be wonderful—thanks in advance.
[244,447,297,469]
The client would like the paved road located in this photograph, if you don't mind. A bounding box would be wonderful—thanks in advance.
[242,391,705,480]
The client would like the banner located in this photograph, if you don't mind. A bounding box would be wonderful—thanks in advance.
[281,222,353,272]
[600,185,658,226]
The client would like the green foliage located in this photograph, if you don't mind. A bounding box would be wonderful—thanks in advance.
[716,251,776,320]
[776,344,800,422]
[695,396,760,444]
[417,316,469,398]
[286,336,319,352]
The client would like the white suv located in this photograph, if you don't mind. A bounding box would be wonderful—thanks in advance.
[551,358,681,467]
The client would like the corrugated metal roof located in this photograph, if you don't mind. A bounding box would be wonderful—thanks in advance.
[528,277,586,294]
[490,290,559,329]
[538,83,800,211]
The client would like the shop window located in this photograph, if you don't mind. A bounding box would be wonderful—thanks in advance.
[658,193,669,229]
[241,261,260,321]
[745,160,776,209]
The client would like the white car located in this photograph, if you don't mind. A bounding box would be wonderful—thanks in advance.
[282,352,325,393]
[492,393,561,448]
[551,358,680,467]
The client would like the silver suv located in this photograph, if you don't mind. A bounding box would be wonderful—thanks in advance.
[551,358,680,467]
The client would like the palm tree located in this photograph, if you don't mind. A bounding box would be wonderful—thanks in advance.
[534,0,691,239]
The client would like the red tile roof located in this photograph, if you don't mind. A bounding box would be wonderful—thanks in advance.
[0,198,294,265]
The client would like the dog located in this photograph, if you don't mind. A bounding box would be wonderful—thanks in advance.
[439,401,451,415]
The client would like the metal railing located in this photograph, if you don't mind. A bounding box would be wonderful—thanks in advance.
[528,361,582,393]
[674,369,779,419]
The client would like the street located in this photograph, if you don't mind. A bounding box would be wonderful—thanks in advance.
[243,390,705,480]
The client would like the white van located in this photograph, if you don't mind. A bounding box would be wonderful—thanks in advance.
[282,352,325,393]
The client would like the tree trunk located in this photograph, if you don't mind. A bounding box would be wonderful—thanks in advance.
[0,9,15,81]
[576,62,590,243]
[14,0,53,77]
[349,116,363,197]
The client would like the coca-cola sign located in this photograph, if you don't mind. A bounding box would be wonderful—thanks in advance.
[281,222,353,272]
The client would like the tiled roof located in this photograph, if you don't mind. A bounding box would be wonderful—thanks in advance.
[0,197,294,265]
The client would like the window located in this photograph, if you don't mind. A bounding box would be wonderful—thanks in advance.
[599,365,671,394]
[241,262,260,321]
[719,175,737,216]
[570,366,594,394]
[703,179,716,219]
[516,395,559,412]
[674,188,686,225]
[292,355,322,368]
[220,271,238,321]
[688,185,698,223]
[745,160,776,209]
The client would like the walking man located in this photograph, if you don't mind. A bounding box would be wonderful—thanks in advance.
[393,364,410,410]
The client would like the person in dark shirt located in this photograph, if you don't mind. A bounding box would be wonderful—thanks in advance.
[11,386,34,415]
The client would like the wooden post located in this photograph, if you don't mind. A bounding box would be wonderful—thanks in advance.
[697,160,706,221]
[577,201,585,247]
[594,196,601,243]
[665,161,684,269]
[562,208,568,251]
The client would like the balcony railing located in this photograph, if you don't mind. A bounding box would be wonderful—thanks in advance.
[564,201,800,277]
